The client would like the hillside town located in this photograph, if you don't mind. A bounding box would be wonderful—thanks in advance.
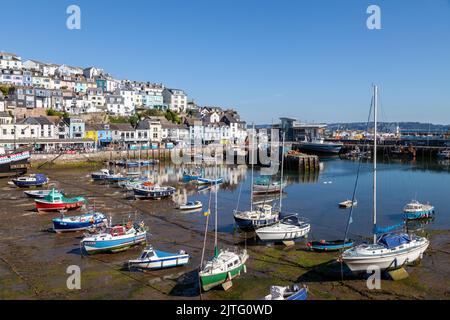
[0,51,248,151]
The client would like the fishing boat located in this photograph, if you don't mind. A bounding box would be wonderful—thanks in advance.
[52,211,107,233]
[199,163,248,291]
[80,221,147,254]
[35,189,86,213]
[403,200,435,220]
[256,215,311,242]
[264,284,308,300]
[437,149,450,159]
[24,189,64,199]
[178,201,203,210]
[339,200,358,208]
[133,183,176,199]
[0,147,31,178]
[182,168,203,182]
[341,85,430,273]
[128,245,190,270]
[91,169,112,181]
[12,173,48,188]
[197,177,224,185]
[307,239,354,252]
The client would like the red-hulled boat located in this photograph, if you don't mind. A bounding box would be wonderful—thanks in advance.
[35,189,87,213]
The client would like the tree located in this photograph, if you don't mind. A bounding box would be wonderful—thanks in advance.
[46,109,69,118]
[0,85,10,97]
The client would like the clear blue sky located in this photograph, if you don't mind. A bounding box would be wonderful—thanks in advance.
[2,0,450,124]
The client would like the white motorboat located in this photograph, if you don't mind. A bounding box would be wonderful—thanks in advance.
[341,85,430,273]
[128,245,190,270]
[256,215,310,242]
[178,200,203,210]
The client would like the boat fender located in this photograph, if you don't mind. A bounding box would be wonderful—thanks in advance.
[243,264,247,273]
[227,272,232,280]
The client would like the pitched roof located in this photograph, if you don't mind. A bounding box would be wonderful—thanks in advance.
[110,123,134,131]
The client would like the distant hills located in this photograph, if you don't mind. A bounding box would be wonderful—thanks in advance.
[327,122,450,133]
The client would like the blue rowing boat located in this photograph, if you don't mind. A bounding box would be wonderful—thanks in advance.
[264,285,308,300]
[307,239,354,252]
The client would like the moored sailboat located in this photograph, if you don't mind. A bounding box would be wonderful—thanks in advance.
[199,162,248,291]
[341,85,430,273]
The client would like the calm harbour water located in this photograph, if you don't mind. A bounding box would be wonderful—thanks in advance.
[155,157,450,241]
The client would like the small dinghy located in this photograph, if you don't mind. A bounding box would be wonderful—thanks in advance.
[24,189,64,199]
[126,171,141,176]
[339,200,357,208]
[403,200,435,220]
[128,245,190,270]
[178,201,203,210]
[80,221,147,254]
[35,189,86,213]
[307,239,354,252]
[12,174,48,188]
[264,284,308,300]
[197,177,223,185]
[52,211,107,233]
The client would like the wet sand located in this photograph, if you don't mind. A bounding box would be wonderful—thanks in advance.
[0,165,449,300]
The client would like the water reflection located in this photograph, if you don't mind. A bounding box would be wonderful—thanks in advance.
[106,157,449,239]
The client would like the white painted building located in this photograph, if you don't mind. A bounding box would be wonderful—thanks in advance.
[163,88,187,112]
[0,52,22,70]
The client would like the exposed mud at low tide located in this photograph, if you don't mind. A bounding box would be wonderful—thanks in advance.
[0,165,449,300]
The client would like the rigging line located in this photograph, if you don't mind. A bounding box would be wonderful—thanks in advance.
[343,93,374,243]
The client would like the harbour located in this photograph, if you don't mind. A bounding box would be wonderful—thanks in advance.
[0,156,449,300]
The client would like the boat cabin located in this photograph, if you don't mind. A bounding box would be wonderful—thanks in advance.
[109,226,126,237]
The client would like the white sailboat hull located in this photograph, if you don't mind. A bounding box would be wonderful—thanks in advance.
[256,225,310,241]
[342,240,429,273]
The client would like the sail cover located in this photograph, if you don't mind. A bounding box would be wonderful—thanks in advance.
[373,221,405,235]
[378,233,410,249]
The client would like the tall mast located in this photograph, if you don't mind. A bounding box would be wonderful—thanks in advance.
[214,158,218,256]
[279,132,285,213]
[373,85,378,244]
[250,123,255,212]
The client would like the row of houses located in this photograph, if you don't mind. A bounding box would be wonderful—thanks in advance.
[0,109,248,149]
[0,52,188,115]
